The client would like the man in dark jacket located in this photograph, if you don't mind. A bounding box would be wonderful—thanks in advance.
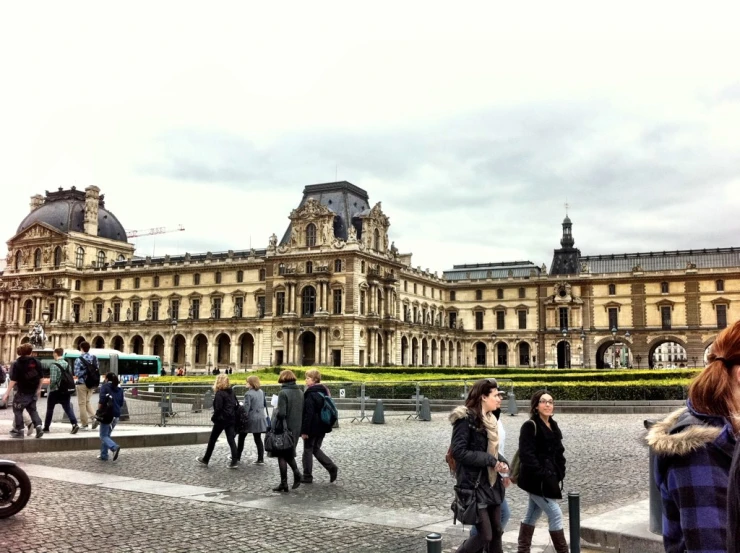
[1,343,44,438]
[300,369,338,484]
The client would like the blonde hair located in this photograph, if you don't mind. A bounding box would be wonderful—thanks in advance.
[278,369,297,383]
[213,374,230,392]
[305,369,321,383]
[247,375,261,390]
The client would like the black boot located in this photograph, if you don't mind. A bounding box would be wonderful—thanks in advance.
[272,480,289,492]
[292,470,302,489]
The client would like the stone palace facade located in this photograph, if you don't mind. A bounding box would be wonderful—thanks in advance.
[1,182,738,370]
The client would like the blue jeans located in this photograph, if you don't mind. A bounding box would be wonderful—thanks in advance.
[470,498,511,537]
[523,493,564,531]
[99,417,119,459]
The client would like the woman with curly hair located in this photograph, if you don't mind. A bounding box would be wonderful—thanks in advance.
[648,320,740,553]
[197,373,238,468]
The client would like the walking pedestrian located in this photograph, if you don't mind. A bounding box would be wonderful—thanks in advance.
[1,344,44,439]
[300,369,338,484]
[197,374,238,468]
[270,369,303,492]
[234,375,267,465]
[73,341,99,430]
[43,348,80,434]
[449,378,509,553]
[516,390,568,553]
[97,372,124,461]
[648,320,740,553]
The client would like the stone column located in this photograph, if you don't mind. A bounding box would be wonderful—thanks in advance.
[0,298,5,322]
[231,342,239,371]
[12,296,20,323]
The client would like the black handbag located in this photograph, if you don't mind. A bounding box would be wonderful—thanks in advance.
[452,470,483,525]
[264,418,294,453]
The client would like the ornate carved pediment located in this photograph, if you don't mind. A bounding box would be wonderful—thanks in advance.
[290,197,334,220]
[545,282,583,305]
[9,222,66,244]
[603,301,622,312]
[711,296,731,307]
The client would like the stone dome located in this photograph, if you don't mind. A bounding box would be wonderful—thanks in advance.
[16,188,128,243]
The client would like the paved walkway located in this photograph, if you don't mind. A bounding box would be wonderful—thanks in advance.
[2,413,653,552]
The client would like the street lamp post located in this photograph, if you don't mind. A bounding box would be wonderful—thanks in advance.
[580,330,586,368]
[636,354,642,370]
[169,318,178,375]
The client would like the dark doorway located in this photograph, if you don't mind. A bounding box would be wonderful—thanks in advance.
[301,331,316,366]
[475,342,487,366]
[332,349,341,366]
[274,350,284,366]
[557,341,571,369]
[401,337,409,365]
[496,343,508,366]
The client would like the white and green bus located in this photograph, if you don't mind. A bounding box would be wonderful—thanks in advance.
[63,349,162,385]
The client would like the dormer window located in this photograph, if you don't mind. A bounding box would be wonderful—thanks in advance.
[306,223,316,247]
[97,250,106,267]
[34,248,42,269]
[76,247,85,269]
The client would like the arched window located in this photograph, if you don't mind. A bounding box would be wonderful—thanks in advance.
[374,229,380,251]
[259,268,266,281]
[14,250,22,270]
[34,248,42,269]
[117,254,125,262]
[608,283,616,296]
[301,286,316,316]
[334,259,342,272]
[305,223,316,247]
[76,247,85,269]
[97,250,106,267]
[24,300,33,324]
[53,246,62,268]
[306,261,313,274]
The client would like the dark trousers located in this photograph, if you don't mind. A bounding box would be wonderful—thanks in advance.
[12,392,42,431]
[236,432,264,461]
[456,505,503,553]
[202,423,237,463]
[44,390,78,429]
[302,433,337,478]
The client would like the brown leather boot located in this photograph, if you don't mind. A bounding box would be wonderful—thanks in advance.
[549,529,569,553]
[517,523,535,553]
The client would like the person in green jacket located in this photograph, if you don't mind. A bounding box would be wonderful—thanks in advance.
[43,348,80,434]
[270,369,304,492]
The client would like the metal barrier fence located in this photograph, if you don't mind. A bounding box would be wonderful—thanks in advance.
[50,379,687,427]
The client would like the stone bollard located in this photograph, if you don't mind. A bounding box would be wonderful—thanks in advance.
[372,399,385,424]
[644,419,663,534]
[425,532,442,553]
[419,398,432,421]
[203,389,214,409]
[508,388,518,416]
[119,399,130,422]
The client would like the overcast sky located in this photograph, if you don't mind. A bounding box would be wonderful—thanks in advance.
[2,2,740,273]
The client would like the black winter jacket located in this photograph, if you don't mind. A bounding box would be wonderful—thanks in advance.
[212,387,237,426]
[449,406,507,505]
[516,415,566,499]
[301,383,333,437]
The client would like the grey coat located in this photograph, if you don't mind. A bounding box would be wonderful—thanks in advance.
[243,388,267,434]
[271,382,303,457]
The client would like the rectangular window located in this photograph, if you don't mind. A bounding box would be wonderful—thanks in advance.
[192,299,200,320]
[717,304,728,329]
[154,276,160,288]
[360,290,366,315]
[716,280,725,292]
[559,307,569,330]
[212,298,221,319]
[661,306,672,330]
[115,278,121,290]
[276,292,285,316]
[215,272,222,284]
[404,281,408,292]
[113,303,121,322]
[234,297,243,318]
[152,300,159,321]
[475,311,484,330]
[194,274,200,285]
[449,312,457,328]
[134,277,140,289]
[450,290,456,301]
[413,283,417,294]
[518,310,527,330]
[97,279,103,291]
[73,303,81,323]
[132,301,140,322]
[171,299,180,320]
[95,303,103,323]
[174,274,180,286]
[49,302,55,322]
[608,308,618,331]
[431,289,435,299]
[422,285,426,296]
[257,296,265,318]
[333,289,342,315]
[475,290,482,301]
[75,279,81,291]
[519,287,525,299]
[496,310,505,330]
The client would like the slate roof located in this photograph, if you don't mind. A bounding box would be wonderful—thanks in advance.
[443,261,541,281]
[279,181,371,245]
[581,247,740,274]
[109,249,268,269]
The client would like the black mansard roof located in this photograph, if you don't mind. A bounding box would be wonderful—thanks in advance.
[581,247,740,274]
[443,261,541,281]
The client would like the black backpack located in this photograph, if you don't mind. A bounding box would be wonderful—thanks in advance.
[79,356,99,389]
[96,393,115,424]
[55,363,75,395]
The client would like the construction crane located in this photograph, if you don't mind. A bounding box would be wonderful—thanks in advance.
[126,225,185,239]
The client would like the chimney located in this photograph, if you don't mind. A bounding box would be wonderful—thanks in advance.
[84,185,100,236]
[30,194,44,212]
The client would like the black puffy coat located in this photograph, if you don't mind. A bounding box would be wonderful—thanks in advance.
[212,387,237,426]
[301,383,333,437]
[449,406,507,506]
[516,415,566,499]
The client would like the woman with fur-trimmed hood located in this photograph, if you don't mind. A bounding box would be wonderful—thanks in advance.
[647,320,740,553]
[449,378,509,553]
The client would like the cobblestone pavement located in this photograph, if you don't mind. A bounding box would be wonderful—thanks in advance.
[2,413,653,552]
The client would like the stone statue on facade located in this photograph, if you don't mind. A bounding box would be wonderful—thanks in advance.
[27,323,46,349]
[211,305,216,318]
[269,233,278,249]
[126,307,131,321]
[188,305,194,319]
[234,303,241,318]
[106,307,113,322]
[146,306,152,320]
[88,310,93,322]
[347,225,358,242]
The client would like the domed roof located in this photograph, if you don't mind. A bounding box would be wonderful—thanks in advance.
[16,188,128,243]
